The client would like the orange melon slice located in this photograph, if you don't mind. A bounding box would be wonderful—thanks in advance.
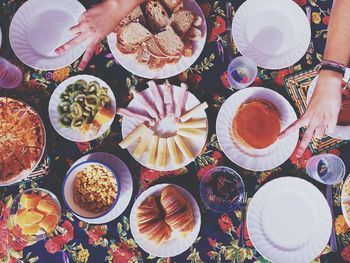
[36,199,59,215]
[21,223,40,235]
[39,214,59,234]
[20,193,41,209]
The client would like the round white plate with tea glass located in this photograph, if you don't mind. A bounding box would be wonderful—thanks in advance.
[232,0,310,69]
[247,177,332,263]
[307,68,350,140]
[107,0,207,79]
[49,75,116,142]
[130,184,201,257]
[216,87,298,171]
[9,0,87,70]
[122,84,208,171]
[64,152,133,224]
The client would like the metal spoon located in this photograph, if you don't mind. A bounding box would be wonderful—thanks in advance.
[238,192,248,247]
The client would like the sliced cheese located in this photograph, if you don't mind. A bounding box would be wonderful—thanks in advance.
[180,102,208,122]
[174,135,194,160]
[178,119,207,129]
[119,124,153,149]
[147,135,159,166]
[133,131,153,159]
[167,137,181,165]
[177,128,207,139]
[156,137,167,168]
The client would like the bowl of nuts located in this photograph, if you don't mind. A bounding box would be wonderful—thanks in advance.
[62,161,120,219]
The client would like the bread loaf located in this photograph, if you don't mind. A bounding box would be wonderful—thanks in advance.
[145,0,169,32]
[119,6,145,27]
[154,26,184,56]
[170,8,195,36]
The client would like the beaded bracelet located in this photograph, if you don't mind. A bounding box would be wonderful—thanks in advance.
[315,60,346,77]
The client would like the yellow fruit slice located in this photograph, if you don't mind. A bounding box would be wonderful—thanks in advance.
[20,193,41,209]
[17,210,44,227]
[36,199,59,215]
[21,223,40,235]
[39,214,59,234]
[14,208,28,228]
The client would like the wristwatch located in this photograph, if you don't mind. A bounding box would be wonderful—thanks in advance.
[315,60,346,77]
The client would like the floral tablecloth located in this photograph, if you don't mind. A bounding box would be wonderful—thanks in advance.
[1,0,350,262]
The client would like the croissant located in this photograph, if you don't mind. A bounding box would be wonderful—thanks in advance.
[137,195,162,225]
[160,186,194,232]
[138,217,172,244]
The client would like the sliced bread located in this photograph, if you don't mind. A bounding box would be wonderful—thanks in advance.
[148,56,167,69]
[160,0,183,11]
[145,37,169,58]
[154,26,184,56]
[117,22,152,54]
[170,8,195,36]
[144,0,169,32]
[119,6,145,27]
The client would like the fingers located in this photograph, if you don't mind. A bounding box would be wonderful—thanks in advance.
[327,116,338,134]
[279,117,307,139]
[55,32,88,54]
[314,124,326,140]
[296,122,317,158]
[78,41,97,71]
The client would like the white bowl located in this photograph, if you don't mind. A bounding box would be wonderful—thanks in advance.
[62,161,120,219]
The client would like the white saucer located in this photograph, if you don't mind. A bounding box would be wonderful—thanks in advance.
[66,152,133,224]
[232,0,310,69]
[247,177,332,263]
[216,87,298,171]
[130,183,201,257]
[307,68,350,140]
[10,0,87,70]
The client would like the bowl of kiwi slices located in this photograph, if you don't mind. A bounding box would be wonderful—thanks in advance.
[49,75,116,142]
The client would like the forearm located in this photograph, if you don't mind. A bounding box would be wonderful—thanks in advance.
[323,0,350,65]
[107,0,145,21]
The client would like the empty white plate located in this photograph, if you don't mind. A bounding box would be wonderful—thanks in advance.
[247,177,332,263]
[65,152,133,224]
[107,0,207,79]
[10,0,87,70]
[122,84,208,171]
[130,183,201,257]
[48,75,116,142]
[216,87,298,171]
[232,0,310,69]
[307,68,350,140]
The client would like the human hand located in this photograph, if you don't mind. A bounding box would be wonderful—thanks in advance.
[279,70,343,158]
[55,0,121,70]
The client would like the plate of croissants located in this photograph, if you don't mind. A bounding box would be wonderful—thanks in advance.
[130,184,201,257]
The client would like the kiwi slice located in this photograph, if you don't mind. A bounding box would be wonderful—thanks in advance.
[85,95,98,107]
[97,87,108,97]
[57,102,71,114]
[98,95,112,108]
[70,102,83,118]
[74,94,87,104]
[85,81,100,94]
[59,92,70,102]
[59,114,72,128]
[71,117,85,130]
[65,84,75,94]
[75,79,88,91]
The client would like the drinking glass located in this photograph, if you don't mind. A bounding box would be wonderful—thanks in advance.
[227,56,258,90]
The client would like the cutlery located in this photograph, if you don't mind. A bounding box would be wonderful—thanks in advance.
[225,2,234,62]
[238,191,248,247]
[326,185,337,252]
[306,6,315,55]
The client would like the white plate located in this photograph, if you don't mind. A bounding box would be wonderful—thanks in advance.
[9,0,87,70]
[341,174,350,227]
[122,84,208,171]
[0,26,2,49]
[65,152,133,224]
[216,87,298,171]
[232,0,310,69]
[130,183,201,257]
[107,0,207,79]
[48,74,116,142]
[247,177,332,263]
[307,69,350,140]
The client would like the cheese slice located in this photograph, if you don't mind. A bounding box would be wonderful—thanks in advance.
[174,135,194,160]
[133,131,153,159]
[148,135,159,166]
[119,124,153,149]
[167,137,181,165]
[156,137,167,168]
[180,102,208,122]
[177,128,207,139]
[178,119,207,129]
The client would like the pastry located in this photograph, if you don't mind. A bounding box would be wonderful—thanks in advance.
[232,100,280,149]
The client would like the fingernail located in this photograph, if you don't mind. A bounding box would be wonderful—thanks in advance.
[78,67,84,71]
